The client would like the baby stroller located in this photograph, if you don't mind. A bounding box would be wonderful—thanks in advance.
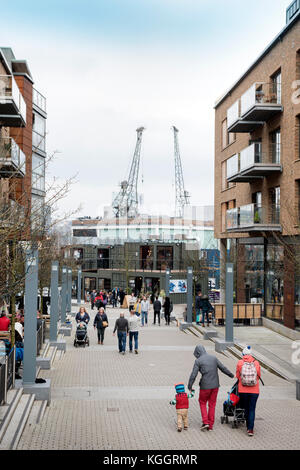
[74,322,89,348]
[221,381,245,429]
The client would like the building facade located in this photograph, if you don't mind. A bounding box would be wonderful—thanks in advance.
[214,3,300,330]
[0,47,47,231]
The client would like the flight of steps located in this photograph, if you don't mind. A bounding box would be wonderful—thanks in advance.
[0,388,47,450]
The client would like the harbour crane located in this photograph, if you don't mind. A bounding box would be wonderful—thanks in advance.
[112,127,145,218]
[172,126,190,217]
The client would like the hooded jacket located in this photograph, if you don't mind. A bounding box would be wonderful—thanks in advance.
[188,345,234,391]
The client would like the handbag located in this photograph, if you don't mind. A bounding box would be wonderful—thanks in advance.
[102,321,108,328]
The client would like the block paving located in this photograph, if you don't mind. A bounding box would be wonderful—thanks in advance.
[17,305,300,450]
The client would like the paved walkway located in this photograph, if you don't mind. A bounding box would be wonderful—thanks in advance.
[18,305,300,450]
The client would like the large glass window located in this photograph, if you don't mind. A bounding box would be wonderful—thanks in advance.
[32,154,45,192]
[156,246,173,270]
[32,112,46,152]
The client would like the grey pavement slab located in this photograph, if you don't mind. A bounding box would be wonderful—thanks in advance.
[16,305,300,450]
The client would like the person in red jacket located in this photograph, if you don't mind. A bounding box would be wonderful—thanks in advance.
[170,383,195,432]
[0,312,10,331]
[236,346,262,437]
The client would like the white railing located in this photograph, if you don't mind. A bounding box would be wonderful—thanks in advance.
[0,75,26,123]
[241,82,281,117]
[226,154,239,178]
[227,100,240,128]
[0,137,26,173]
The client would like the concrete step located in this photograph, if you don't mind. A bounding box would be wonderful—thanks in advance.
[26,399,48,426]
[0,388,23,443]
[0,393,35,450]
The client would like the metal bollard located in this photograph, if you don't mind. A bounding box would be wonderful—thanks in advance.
[297,380,300,401]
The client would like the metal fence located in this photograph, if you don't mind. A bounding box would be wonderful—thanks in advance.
[0,346,15,405]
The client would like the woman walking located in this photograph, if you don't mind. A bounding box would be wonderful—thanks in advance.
[75,307,90,325]
[163,296,171,325]
[236,346,261,437]
[93,307,108,345]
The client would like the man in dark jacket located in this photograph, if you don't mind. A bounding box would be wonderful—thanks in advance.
[195,292,202,325]
[188,345,234,431]
[113,313,129,355]
[153,297,161,326]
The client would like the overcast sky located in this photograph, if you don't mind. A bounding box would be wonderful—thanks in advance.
[0,0,291,218]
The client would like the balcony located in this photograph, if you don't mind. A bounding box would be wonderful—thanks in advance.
[32,88,46,116]
[227,82,283,133]
[0,199,25,227]
[227,143,282,183]
[0,75,26,127]
[0,137,26,177]
[226,204,281,233]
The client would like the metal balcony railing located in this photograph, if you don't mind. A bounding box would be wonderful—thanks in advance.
[226,204,281,231]
[241,82,281,117]
[33,88,46,113]
[0,137,26,175]
[0,75,26,124]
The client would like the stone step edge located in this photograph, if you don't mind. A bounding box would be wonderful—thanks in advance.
[10,394,35,450]
[0,388,23,443]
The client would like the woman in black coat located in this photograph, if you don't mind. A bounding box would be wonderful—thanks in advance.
[163,296,171,326]
[93,307,108,345]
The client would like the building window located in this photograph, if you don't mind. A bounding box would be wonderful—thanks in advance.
[73,229,97,237]
[271,70,282,104]
[270,187,280,224]
[157,246,173,270]
[222,118,236,149]
[32,112,46,152]
[297,115,300,160]
[32,154,45,192]
[270,129,281,164]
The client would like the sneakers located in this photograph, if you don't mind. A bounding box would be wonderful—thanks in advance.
[248,430,254,437]
[135,350,138,354]
[200,424,209,432]
[184,427,188,431]
[122,351,125,355]
[177,428,182,433]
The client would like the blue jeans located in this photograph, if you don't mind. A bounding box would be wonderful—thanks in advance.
[129,331,139,351]
[141,311,148,326]
[117,331,127,352]
[239,393,259,431]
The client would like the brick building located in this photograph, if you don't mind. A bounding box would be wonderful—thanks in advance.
[214,2,300,330]
[0,47,47,230]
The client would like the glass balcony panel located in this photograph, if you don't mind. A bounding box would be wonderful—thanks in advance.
[226,154,239,178]
[226,208,238,230]
[0,137,25,174]
[227,100,239,128]
[239,204,255,227]
[19,93,26,124]
[241,82,281,117]
[33,88,46,113]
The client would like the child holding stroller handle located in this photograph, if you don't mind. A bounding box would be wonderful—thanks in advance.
[170,383,195,432]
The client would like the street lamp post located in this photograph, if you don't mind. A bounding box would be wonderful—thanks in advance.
[23,248,39,385]
[49,261,59,343]
[187,267,193,324]
[60,266,67,323]
[77,268,82,305]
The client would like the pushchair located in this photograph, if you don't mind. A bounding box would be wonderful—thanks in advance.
[221,381,245,429]
[74,323,90,348]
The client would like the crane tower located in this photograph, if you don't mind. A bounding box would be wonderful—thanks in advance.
[112,127,145,218]
[172,126,190,217]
